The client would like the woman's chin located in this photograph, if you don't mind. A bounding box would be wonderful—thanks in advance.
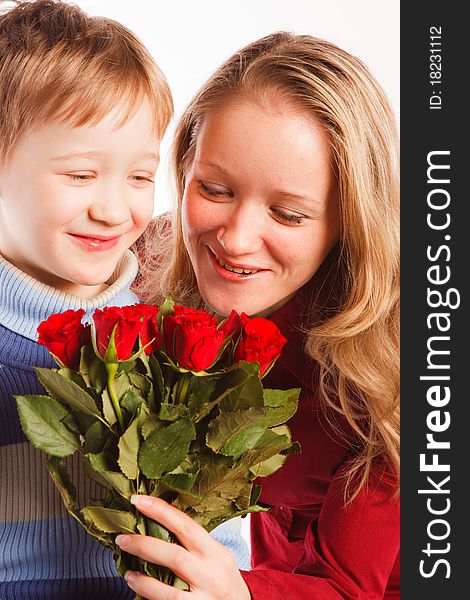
[202,293,260,318]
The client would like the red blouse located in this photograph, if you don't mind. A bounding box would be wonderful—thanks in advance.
[241,293,399,599]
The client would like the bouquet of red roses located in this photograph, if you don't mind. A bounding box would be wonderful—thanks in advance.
[15,296,300,589]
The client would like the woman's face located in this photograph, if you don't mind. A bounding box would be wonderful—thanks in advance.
[182,101,339,317]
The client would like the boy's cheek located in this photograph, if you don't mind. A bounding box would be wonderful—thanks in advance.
[133,200,155,225]
[131,213,154,244]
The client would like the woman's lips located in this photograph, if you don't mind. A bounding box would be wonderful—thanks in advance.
[207,246,267,282]
[68,233,121,251]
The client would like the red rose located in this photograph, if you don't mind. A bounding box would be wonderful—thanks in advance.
[218,310,243,339]
[92,304,161,361]
[37,309,90,370]
[132,304,161,355]
[163,306,226,371]
[234,314,287,376]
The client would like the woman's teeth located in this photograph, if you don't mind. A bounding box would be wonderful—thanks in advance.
[217,257,258,274]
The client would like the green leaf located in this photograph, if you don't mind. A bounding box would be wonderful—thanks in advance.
[263,387,301,408]
[35,368,101,419]
[46,456,78,512]
[261,397,299,427]
[149,353,165,403]
[139,417,196,479]
[81,506,137,534]
[141,413,163,439]
[207,395,298,459]
[116,547,147,578]
[250,484,262,506]
[159,403,188,422]
[57,367,89,391]
[101,389,117,426]
[185,494,234,519]
[261,404,297,428]
[206,408,266,458]
[84,421,109,454]
[194,461,249,498]
[15,394,80,457]
[196,504,269,532]
[244,427,292,467]
[190,367,260,423]
[249,453,287,478]
[120,389,143,419]
[107,495,132,512]
[146,386,156,413]
[220,363,264,412]
[146,518,173,542]
[84,455,134,499]
[186,375,219,416]
[80,344,108,394]
[113,372,132,400]
[283,441,302,457]
[173,577,190,591]
[117,359,138,374]
[81,454,115,490]
[118,416,141,479]
[70,411,96,435]
[86,450,117,472]
[161,472,199,493]
[60,412,82,437]
[128,372,151,396]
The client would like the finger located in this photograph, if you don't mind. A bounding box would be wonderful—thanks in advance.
[124,570,187,600]
[116,533,200,584]
[130,495,215,555]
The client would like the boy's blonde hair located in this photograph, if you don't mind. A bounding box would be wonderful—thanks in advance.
[0,0,173,161]
[138,32,400,500]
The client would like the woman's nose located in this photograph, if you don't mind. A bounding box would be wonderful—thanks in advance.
[216,202,264,257]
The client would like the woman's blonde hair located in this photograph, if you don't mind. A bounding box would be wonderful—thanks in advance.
[0,0,173,161]
[138,32,400,499]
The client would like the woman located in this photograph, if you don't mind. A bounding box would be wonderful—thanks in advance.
[121,32,400,599]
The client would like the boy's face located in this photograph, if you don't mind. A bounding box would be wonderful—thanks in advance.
[0,100,160,297]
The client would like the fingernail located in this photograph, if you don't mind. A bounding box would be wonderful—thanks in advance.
[115,534,131,548]
[131,494,153,507]
[124,570,135,583]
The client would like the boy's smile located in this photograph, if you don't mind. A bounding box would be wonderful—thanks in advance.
[0,100,160,298]
[66,233,123,252]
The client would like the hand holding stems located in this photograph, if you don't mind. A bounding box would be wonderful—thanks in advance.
[116,495,252,600]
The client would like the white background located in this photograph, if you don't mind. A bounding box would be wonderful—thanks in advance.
[72,0,399,216]
[70,0,399,551]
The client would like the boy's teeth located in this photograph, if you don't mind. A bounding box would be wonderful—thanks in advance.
[217,257,257,274]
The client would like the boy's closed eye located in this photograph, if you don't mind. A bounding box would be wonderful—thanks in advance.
[130,173,155,185]
[66,173,94,183]
[63,172,155,185]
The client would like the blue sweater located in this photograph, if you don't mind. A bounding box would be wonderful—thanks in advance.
[0,252,249,599]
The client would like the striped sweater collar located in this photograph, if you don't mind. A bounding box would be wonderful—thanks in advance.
[0,250,139,341]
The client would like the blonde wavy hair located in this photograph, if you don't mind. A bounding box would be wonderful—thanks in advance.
[138,32,400,500]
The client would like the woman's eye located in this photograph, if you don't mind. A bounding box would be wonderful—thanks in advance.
[198,181,232,198]
[272,209,306,225]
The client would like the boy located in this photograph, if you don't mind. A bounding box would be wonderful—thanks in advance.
[0,2,173,597]
[0,4,248,596]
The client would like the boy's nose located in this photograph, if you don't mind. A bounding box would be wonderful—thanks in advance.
[216,203,264,257]
[88,187,131,226]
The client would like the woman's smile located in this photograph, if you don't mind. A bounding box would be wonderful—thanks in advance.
[207,246,269,280]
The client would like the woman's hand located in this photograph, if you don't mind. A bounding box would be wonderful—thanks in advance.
[116,495,251,599]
